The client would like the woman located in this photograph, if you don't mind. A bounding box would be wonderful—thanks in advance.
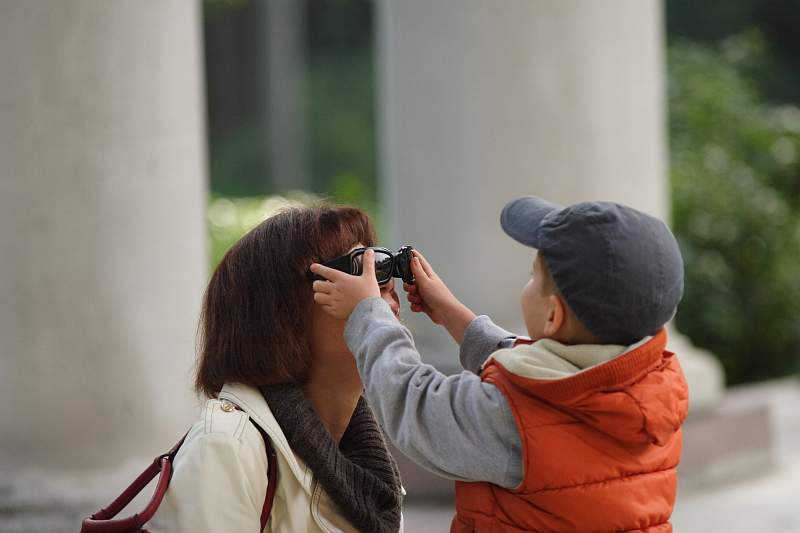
[148,204,404,532]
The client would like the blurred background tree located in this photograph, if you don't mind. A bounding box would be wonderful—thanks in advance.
[668,1,800,384]
[202,0,800,385]
[203,0,375,207]
[669,32,800,385]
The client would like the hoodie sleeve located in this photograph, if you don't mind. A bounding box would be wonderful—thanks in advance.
[344,297,523,489]
[459,315,517,373]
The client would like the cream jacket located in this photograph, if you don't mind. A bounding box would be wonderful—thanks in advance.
[148,383,402,532]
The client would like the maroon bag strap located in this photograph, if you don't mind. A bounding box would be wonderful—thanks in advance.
[252,422,279,530]
[80,419,278,533]
[80,432,189,533]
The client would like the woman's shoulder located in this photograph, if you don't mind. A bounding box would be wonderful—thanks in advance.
[181,398,268,463]
[146,399,269,532]
[200,397,250,436]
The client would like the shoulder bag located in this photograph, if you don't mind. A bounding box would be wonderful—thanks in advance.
[80,418,278,532]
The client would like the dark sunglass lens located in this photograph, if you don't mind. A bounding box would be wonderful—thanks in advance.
[374,251,393,283]
[351,253,364,275]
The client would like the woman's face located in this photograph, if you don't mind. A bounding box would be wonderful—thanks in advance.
[379,280,401,318]
[308,244,400,363]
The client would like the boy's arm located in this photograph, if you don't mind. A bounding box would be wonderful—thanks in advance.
[459,315,517,373]
[404,252,518,373]
[345,297,523,489]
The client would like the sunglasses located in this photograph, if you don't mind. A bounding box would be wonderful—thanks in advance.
[308,245,415,285]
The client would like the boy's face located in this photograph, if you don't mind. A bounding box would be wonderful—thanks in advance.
[520,253,552,340]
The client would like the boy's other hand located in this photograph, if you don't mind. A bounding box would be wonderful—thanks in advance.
[310,249,381,320]
[404,251,476,343]
[404,251,451,325]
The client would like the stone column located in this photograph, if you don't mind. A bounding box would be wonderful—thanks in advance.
[258,0,309,192]
[378,0,722,407]
[0,0,207,512]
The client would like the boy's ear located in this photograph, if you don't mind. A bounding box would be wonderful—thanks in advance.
[543,294,566,337]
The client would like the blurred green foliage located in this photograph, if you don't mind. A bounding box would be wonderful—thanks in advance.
[203,0,377,208]
[206,190,383,270]
[207,192,319,268]
[203,0,381,266]
[308,47,376,211]
[669,31,800,384]
[668,0,800,104]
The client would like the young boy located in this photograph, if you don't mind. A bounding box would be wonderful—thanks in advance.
[310,196,689,532]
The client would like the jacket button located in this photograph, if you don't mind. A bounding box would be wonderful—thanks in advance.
[220,401,236,412]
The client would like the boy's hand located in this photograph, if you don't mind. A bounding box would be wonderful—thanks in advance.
[404,251,476,343]
[310,249,381,320]
[404,251,453,325]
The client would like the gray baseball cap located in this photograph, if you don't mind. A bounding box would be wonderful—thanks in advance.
[500,196,684,345]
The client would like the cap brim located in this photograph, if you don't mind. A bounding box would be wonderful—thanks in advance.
[500,196,563,247]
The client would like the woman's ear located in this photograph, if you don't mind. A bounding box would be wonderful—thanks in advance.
[543,294,566,337]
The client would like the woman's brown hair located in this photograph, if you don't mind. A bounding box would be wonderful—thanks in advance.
[195,204,376,397]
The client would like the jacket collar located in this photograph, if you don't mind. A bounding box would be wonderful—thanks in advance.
[489,328,670,402]
[489,335,653,381]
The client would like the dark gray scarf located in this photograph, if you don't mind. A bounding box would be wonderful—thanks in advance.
[260,383,403,533]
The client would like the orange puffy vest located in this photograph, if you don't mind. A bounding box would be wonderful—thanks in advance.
[452,329,689,533]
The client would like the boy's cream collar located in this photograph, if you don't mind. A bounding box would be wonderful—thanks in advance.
[486,336,652,381]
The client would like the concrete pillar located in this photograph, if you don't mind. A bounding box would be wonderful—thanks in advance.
[378,0,722,408]
[0,0,207,509]
[260,0,309,192]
